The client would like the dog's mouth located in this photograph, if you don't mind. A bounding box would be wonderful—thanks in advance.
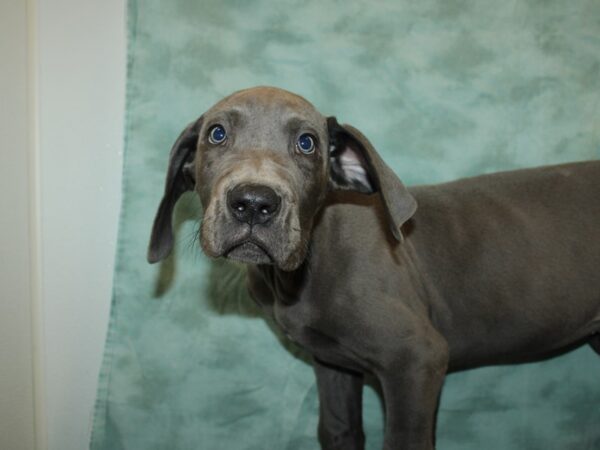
[224,239,274,265]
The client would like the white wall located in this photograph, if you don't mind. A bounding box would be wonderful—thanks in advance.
[0,2,36,449]
[36,1,126,449]
[0,1,126,449]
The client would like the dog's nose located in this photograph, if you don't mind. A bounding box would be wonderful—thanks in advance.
[227,184,281,225]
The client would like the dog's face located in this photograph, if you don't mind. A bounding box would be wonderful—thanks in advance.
[195,88,329,270]
[148,86,416,271]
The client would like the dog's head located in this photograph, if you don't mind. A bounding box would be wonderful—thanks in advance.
[148,86,416,271]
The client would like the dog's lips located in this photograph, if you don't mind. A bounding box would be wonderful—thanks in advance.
[224,240,274,265]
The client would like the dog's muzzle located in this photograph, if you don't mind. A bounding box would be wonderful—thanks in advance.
[223,183,282,265]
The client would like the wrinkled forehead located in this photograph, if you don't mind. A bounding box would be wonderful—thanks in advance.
[204,87,325,131]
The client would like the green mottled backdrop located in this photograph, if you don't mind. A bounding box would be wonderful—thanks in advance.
[91,1,600,449]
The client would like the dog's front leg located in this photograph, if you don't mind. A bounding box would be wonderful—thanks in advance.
[377,333,448,450]
[313,358,365,450]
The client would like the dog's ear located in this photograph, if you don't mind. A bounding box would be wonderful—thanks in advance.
[327,116,417,241]
[147,117,202,263]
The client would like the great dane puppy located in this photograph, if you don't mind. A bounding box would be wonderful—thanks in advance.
[148,86,600,450]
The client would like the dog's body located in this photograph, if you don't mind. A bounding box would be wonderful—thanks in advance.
[149,87,600,450]
[251,161,600,370]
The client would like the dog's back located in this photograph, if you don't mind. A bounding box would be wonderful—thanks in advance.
[408,161,600,367]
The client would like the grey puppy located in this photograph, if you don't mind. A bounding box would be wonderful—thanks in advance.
[148,86,600,450]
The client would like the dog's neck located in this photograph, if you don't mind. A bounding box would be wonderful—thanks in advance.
[253,259,308,306]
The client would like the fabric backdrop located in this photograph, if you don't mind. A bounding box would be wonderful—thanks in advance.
[91,1,600,449]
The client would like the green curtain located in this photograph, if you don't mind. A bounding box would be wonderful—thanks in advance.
[91,1,600,448]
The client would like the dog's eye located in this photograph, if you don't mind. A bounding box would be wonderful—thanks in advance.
[296,134,315,154]
[208,125,227,145]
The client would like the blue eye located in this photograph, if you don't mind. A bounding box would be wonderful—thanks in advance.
[296,133,315,154]
[208,125,227,144]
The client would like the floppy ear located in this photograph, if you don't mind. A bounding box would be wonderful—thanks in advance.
[327,116,417,241]
[147,117,202,263]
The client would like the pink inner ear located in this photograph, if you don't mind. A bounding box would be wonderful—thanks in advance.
[339,145,372,189]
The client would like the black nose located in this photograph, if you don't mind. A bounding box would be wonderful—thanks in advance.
[227,184,281,225]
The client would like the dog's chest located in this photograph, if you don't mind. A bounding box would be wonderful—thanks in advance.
[274,300,369,372]
[248,268,367,370]
[272,295,312,344]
